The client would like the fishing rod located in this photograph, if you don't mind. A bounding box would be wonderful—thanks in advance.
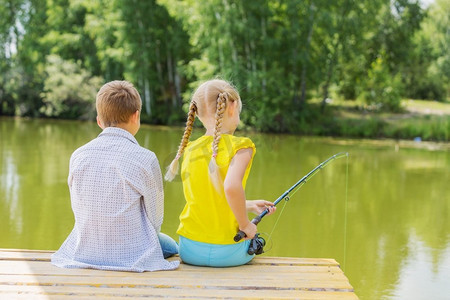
[234,152,349,247]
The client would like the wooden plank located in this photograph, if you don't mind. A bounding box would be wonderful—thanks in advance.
[0,285,359,299]
[0,249,357,299]
[4,296,357,300]
[0,249,54,253]
[0,251,52,262]
[252,256,340,267]
[0,260,344,276]
[0,249,339,267]
[0,273,353,290]
[0,261,351,285]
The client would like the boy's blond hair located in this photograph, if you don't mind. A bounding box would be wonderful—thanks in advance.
[96,80,142,127]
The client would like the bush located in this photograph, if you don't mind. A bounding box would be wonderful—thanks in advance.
[359,57,403,112]
[40,55,103,119]
[385,115,449,141]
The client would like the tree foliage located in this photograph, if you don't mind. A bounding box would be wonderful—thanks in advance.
[359,56,403,112]
[0,0,448,132]
[40,55,102,119]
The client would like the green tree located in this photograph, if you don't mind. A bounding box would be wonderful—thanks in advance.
[0,0,29,115]
[118,0,190,123]
[363,0,424,105]
[1,0,446,135]
[406,0,449,100]
[40,55,103,119]
[359,56,403,111]
[313,0,372,109]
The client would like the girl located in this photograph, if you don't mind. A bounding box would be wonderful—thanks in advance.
[165,79,275,267]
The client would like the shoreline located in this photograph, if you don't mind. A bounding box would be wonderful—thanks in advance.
[2,115,449,150]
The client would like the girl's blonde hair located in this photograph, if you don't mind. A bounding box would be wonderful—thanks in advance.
[165,79,241,186]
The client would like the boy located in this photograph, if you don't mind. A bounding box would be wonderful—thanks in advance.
[51,80,179,272]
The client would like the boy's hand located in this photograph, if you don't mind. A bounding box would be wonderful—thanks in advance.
[246,200,276,215]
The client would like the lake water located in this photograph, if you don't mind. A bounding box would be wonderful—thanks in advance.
[1,117,449,299]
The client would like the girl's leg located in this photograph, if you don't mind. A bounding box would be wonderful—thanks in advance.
[178,236,211,266]
[179,236,254,267]
[158,233,179,258]
[209,239,254,267]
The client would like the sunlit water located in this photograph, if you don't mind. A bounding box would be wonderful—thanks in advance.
[1,117,449,299]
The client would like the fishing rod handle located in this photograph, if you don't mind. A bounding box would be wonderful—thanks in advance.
[233,215,262,242]
[233,230,246,242]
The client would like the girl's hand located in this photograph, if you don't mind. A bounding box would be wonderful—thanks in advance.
[240,221,258,240]
[246,200,276,215]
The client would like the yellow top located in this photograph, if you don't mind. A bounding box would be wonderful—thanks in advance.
[177,134,256,244]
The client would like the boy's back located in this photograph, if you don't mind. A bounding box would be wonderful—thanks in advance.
[51,81,179,272]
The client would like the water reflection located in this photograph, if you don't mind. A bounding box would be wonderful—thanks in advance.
[393,237,450,299]
[0,117,449,299]
[1,151,21,233]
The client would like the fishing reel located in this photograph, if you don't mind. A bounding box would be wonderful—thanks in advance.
[248,233,266,255]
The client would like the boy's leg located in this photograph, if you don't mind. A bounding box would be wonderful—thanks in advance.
[158,233,179,258]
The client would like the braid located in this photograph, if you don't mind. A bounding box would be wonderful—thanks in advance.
[212,93,227,157]
[178,102,197,158]
[208,93,227,191]
[164,102,197,181]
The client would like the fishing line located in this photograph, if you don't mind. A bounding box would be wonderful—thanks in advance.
[246,152,350,261]
[265,197,290,248]
[342,153,349,271]
[265,174,313,247]
[265,153,348,242]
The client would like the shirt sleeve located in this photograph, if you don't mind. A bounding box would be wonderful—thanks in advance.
[67,152,76,188]
[142,153,164,233]
[232,137,256,158]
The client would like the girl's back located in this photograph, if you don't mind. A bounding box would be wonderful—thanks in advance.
[165,79,275,267]
[178,134,255,244]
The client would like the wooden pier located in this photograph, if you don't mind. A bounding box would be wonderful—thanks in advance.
[0,248,357,299]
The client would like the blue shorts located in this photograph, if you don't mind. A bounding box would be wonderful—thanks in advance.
[179,236,254,267]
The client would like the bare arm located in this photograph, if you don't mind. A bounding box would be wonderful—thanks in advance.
[246,200,276,215]
[224,148,257,239]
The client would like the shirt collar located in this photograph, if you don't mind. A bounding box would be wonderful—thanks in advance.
[99,127,139,145]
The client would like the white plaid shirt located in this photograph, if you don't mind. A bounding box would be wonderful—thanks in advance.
[51,127,179,272]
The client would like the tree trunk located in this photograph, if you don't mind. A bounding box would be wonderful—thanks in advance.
[222,0,237,67]
[237,2,252,92]
[261,16,267,92]
[174,65,182,107]
[321,0,352,111]
[140,74,152,116]
[217,37,224,72]
[166,49,177,108]
[155,44,165,101]
[321,54,335,112]
[299,3,316,106]
[135,2,151,117]
[214,12,224,72]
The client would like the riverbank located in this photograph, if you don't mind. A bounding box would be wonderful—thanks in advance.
[2,98,449,142]
[299,98,450,142]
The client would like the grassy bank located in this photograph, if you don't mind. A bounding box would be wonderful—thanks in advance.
[304,99,450,142]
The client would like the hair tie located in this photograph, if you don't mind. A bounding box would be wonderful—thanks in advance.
[175,154,181,160]
[212,152,218,159]
[218,92,228,101]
